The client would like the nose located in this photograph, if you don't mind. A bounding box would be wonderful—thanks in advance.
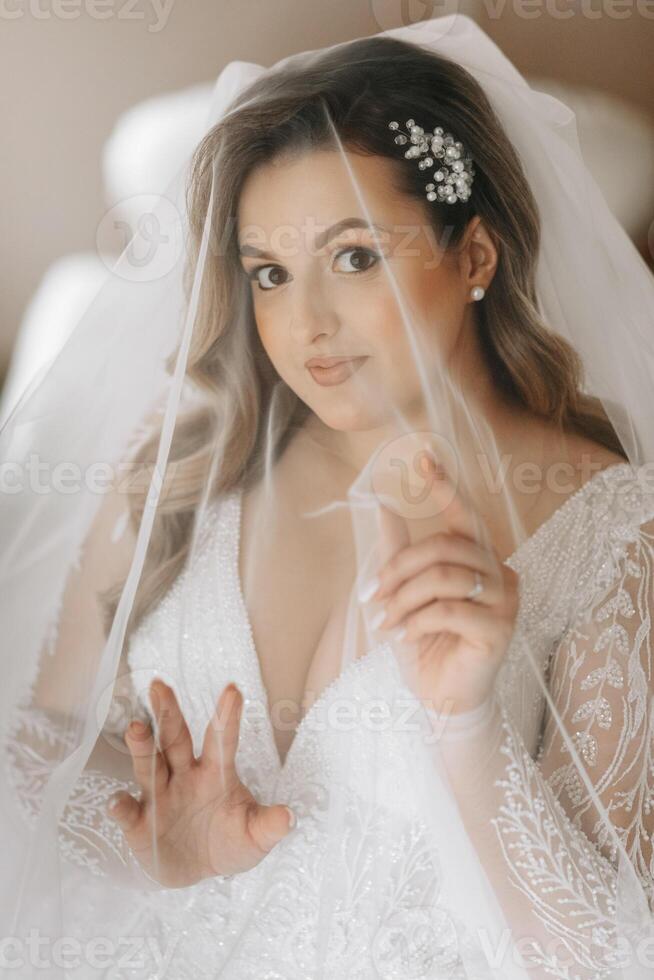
[288,277,341,347]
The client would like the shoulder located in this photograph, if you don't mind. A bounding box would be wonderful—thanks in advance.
[545,434,626,496]
[566,457,654,617]
[558,433,654,546]
[539,431,653,530]
[510,434,654,624]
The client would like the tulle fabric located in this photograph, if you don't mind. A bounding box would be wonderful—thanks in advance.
[1,13,653,979]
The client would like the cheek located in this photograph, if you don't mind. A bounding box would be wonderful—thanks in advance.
[253,310,283,364]
[368,281,439,361]
[403,266,462,358]
[252,313,300,391]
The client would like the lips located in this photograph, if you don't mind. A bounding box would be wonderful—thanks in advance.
[306,356,368,387]
[305,356,362,369]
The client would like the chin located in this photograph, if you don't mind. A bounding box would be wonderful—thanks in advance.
[313,402,388,433]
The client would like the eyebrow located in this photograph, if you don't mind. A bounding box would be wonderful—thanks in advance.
[238,217,388,260]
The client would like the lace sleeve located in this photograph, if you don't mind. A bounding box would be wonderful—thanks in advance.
[429,517,654,979]
[4,678,157,888]
[1,478,159,889]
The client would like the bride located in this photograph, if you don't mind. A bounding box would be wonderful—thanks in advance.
[1,14,653,980]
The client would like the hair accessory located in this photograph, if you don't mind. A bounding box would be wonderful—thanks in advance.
[388,118,475,204]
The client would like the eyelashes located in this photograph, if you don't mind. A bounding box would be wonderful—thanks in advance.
[246,246,381,292]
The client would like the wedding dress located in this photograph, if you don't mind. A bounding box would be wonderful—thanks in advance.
[6,461,652,978]
[2,13,654,980]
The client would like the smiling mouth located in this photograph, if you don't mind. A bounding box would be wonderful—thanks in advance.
[306,356,368,387]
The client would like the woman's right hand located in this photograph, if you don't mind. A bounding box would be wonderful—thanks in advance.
[107,679,296,888]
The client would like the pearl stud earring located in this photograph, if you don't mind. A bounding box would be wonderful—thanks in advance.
[470,286,485,301]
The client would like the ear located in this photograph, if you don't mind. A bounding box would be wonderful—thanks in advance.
[458,216,498,293]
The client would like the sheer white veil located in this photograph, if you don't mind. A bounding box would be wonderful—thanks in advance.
[1,13,653,979]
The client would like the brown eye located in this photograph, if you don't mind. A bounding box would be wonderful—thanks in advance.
[249,265,289,291]
[333,247,379,274]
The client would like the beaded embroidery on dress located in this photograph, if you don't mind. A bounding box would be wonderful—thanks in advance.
[6,460,653,978]
[4,15,654,978]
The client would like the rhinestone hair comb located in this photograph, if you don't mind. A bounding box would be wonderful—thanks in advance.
[388,118,475,204]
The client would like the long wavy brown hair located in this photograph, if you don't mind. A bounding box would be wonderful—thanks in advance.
[104,34,627,638]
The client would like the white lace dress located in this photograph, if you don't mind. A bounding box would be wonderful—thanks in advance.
[7,461,654,979]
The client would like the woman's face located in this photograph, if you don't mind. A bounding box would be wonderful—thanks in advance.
[237,148,491,432]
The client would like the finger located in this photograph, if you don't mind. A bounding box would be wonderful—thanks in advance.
[377,495,411,567]
[402,598,504,648]
[372,531,499,601]
[369,447,482,594]
[125,718,169,798]
[380,563,502,630]
[420,453,481,541]
[245,802,296,854]
[357,493,411,603]
[150,680,194,774]
[107,790,143,835]
[201,682,242,777]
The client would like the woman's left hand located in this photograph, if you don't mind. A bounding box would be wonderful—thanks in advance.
[364,455,520,717]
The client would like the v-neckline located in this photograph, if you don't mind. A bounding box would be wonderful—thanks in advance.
[227,461,634,779]
[227,491,395,780]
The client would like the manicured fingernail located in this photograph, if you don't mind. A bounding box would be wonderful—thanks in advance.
[286,806,298,830]
[369,608,387,630]
[358,576,380,604]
